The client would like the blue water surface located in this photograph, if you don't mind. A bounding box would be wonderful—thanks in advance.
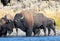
[0,36,60,41]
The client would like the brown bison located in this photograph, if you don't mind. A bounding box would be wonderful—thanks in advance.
[1,0,10,6]
[14,10,56,36]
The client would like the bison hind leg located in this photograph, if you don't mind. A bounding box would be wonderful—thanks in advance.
[51,26,56,36]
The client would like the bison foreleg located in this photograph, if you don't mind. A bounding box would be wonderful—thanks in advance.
[33,29,40,36]
[16,28,18,36]
[26,27,33,37]
[43,27,46,36]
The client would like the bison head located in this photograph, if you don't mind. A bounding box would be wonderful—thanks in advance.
[6,20,14,34]
[1,0,10,6]
[14,13,25,29]
[0,16,14,35]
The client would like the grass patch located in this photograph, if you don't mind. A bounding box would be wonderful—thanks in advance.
[55,17,60,30]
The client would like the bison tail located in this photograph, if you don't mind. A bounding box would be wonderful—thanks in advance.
[54,20,56,26]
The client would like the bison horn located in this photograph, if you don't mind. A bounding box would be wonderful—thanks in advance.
[20,16,24,20]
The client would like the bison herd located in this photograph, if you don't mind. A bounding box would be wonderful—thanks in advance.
[0,10,56,37]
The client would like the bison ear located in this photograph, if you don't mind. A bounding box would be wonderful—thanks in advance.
[20,16,24,20]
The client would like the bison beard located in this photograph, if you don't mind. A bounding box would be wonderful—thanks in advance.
[1,0,10,6]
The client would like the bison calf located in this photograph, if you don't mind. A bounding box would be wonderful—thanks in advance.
[0,16,14,37]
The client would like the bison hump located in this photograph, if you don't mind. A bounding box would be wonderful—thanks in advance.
[33,13,47,27]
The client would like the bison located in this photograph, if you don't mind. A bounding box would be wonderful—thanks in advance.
[33,18,56,36]
[1,0,10,6]
[0,15,14,37]
[13,10,56,36]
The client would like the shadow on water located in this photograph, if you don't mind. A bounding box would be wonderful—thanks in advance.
[0,35,58,38]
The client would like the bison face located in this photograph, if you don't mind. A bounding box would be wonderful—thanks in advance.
[14,14,25,28]
[6,20,14,34]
